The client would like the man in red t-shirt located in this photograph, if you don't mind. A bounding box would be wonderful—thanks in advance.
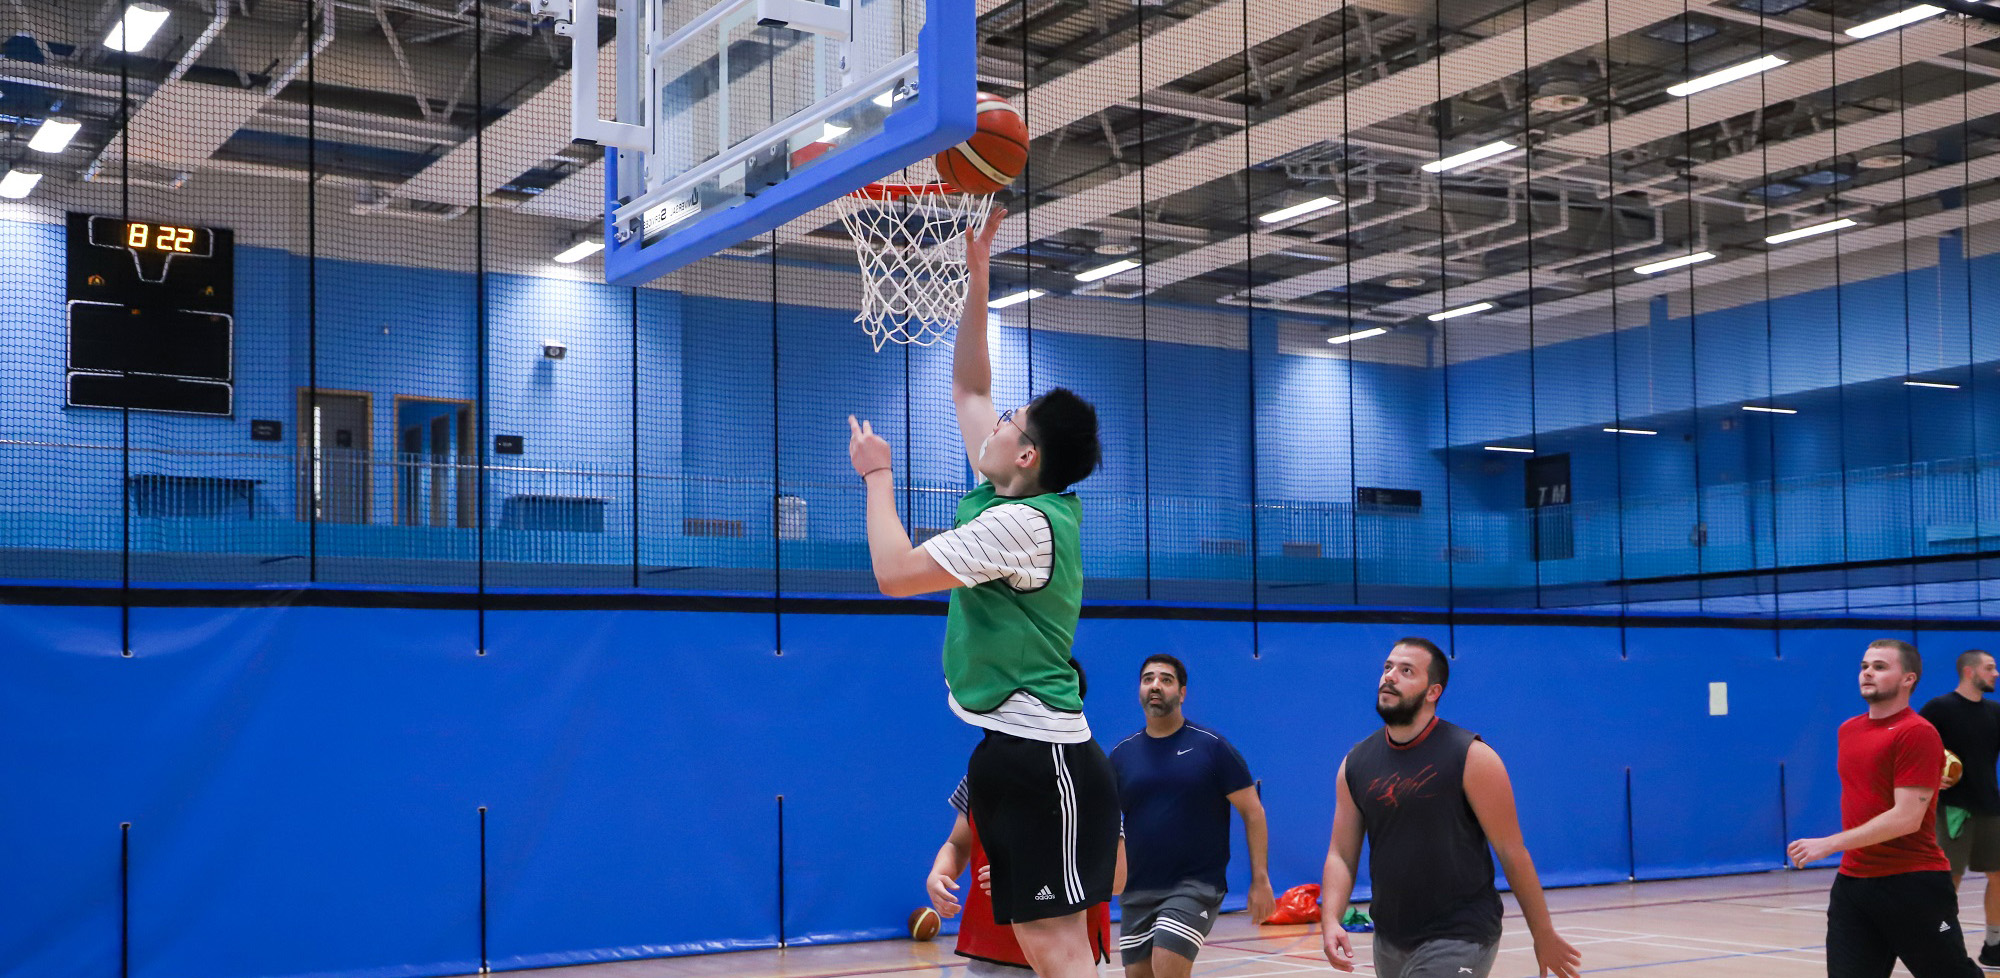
[1788,638,1981,978]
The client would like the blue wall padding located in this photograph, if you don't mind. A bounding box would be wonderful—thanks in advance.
[479,611,786,969]
[1776,627,1918,868]
[773,613,975,946]
[12,605,1998,978]
[1236,621,1419,904]
[1448,626,1632,889]
[1623,627,1785,879]
[126,606,486,978]
[0,604,127,978]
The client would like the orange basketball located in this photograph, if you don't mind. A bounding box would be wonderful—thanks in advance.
[908,906,941,941]
[935,93,1028,195]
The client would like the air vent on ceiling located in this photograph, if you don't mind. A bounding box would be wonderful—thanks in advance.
[1644,16,1720,44]
[1730,0,1811,13]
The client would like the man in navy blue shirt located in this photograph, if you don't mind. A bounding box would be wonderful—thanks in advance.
[1110,654,1275,978]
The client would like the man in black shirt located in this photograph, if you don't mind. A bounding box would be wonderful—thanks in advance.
[1318,637,1580,978]
[1919,648,2000,967]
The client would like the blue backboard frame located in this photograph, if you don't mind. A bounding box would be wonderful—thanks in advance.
[602,0,976,287]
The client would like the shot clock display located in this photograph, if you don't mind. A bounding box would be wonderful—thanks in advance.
[66,213,234,415]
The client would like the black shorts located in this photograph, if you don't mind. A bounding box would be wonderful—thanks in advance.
[965,731,1120,925]
[1826,871,1982,978]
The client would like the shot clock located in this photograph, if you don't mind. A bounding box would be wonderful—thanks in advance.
[66,213,234,415]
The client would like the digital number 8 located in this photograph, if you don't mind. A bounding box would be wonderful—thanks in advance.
[127,223,148,249]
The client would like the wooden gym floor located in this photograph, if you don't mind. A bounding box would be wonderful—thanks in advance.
[506,869,1991,978]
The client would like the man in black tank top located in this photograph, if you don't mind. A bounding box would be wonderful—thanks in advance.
[1318,638,1581,978]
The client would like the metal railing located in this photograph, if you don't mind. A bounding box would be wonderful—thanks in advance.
[5,438,2000,595]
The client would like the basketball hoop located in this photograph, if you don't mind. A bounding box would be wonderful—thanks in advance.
[835,158,995,351]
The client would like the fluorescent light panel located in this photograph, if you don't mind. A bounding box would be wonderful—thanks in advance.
[1906,380,1961,389]
[1422,141,1517,174]
[1258,196,1341,223]
[1846,4,1945,38]
[105,2,170,52]
[1666,55,1787,98]
[1075,259,1139,282]
[1326,327,1388,345]
[1427,301,1494,322]
[1765,218,1858,245]
[553,240,604,263]
[27,118,81,154]
[1633,252,1716,275]
[1603,427,1658,435]
[989,288,1046,310]
[1483,446,1534,454]
[0,170,42,199]
[1741,405,1797,414]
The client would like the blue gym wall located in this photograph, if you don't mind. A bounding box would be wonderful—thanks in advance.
[12,218,2000,976]
[10,602,1998,978]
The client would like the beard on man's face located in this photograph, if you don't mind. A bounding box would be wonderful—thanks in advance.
[1376,686,1424,725]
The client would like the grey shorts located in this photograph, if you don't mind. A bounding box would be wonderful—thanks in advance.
[1372,937,1499,978]
[1118,880,1224,964]
[1936,809,2000,875]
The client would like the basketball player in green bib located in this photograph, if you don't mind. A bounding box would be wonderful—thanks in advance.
[849,211,1114,978]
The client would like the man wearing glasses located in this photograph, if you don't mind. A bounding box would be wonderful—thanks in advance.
[849,210,1108,978]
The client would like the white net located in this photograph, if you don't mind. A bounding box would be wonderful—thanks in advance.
[836,158,995,350]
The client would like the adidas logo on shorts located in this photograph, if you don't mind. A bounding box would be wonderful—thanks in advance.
[1035,886,1056,901]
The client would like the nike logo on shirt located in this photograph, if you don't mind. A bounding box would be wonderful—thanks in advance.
[1177,748,1194,755]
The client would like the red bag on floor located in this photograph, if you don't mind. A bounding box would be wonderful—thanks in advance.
[1264,883,1321,924]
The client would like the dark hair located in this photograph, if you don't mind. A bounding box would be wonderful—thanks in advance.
[1025,388,1101,493]
[1070,658,1089,699]
[1960,649,1992,678]
[1871,638,1920,681]
[1395,636,1448,691]
[1141,653,1186,688]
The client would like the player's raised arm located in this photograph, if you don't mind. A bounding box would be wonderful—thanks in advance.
[954,211,1006,471]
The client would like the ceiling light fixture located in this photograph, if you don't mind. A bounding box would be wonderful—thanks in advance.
[1484,446,1535,454]
[1765,218,1858,245]
[989,289,1046,310]
[1421,140,1518,174]
[1258,196,1342,223]
[1905,380,1961,389]
[1666,55,1787,97]
[1846,4,1945,38]
[1326,327,1388,345]
[1741,405,1798,414]
[27,118,82,154]
[105,2,170,52]
[0,170,43,199]
[1633,252,1717,275]
[1075,259,1140,283]
[1603,427,1659,435]
[1427,301,1494,322]
[553,239,605,263]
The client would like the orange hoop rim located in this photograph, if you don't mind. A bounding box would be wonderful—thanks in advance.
[848,181,969,200]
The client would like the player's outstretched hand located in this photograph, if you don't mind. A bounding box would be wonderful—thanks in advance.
[927,873,961,919]
[849,415,892,480]
[966,208,1007,273]
[1321,927,1354,972]
[1533,929,1582,978]
[1787,836,1836,868]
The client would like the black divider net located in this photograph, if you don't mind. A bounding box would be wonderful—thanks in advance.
[2,0,1998,617]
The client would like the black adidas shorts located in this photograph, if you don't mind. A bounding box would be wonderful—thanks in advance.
[966,731,1120,925]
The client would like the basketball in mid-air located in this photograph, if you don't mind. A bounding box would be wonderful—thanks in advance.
[935,93,1028,195]
[907,906,941,941]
